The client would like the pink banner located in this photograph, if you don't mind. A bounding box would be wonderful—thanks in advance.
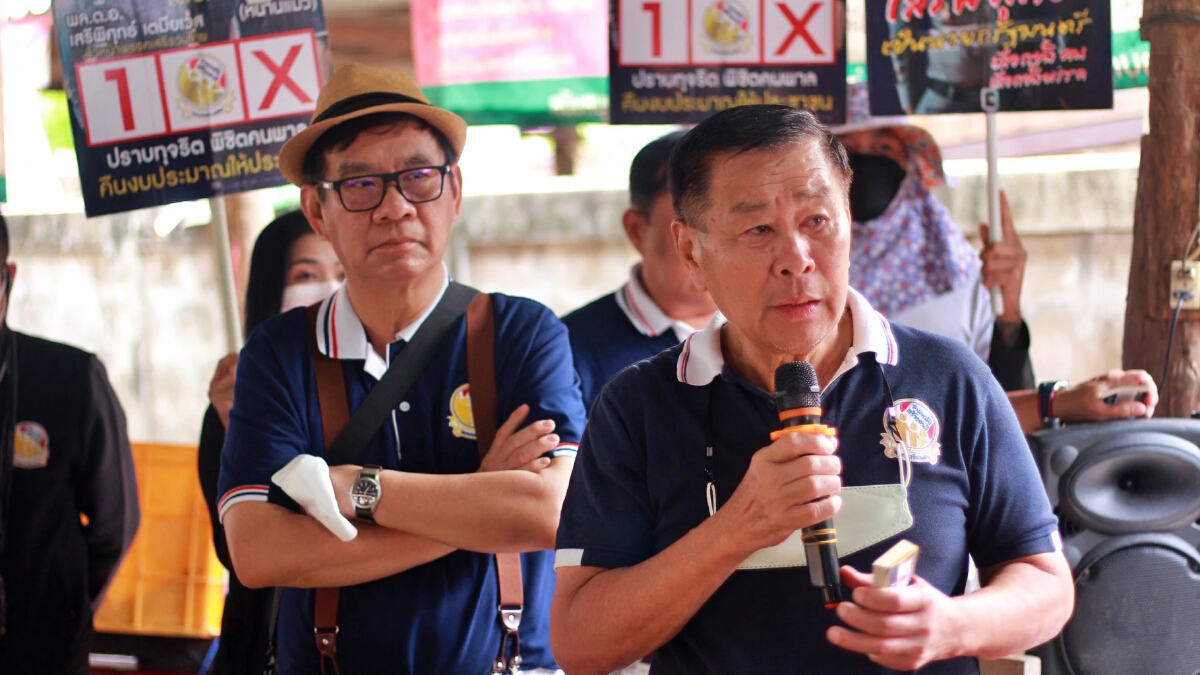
[412,0,608,86]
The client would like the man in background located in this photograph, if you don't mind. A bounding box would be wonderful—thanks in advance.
[0,214,140,675]
[564,132,717,411]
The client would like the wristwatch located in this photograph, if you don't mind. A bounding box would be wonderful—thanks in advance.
[1038,381,1070,428]
[349,465,383,522]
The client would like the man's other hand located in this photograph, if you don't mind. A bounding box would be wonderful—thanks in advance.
[208,353,239,427]
[714,432,842,555]
[980,190,1027,324]
[827,566,962,670]
[1053,369,1158,423]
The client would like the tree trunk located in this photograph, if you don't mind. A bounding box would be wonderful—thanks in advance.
[1122,0,1200,417]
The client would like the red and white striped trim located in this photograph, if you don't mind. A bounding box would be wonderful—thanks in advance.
[620,284,656,335]
[217,485,270,522]
[551,442,580,456]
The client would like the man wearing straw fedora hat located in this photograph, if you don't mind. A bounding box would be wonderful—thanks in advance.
[219,64,585,675]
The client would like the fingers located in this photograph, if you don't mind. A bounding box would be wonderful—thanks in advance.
[840,565,873,589]
[504,418,556,454]
[493,404,531,446]
[787,493,842,526]
[506,432,561,469]
[517,457,553,472]
[761,432,838,462]
[836,600,923,637]
[848,576,931,613]
[978,222,990,247]
[826,625,918,659]
[1000,189,1020,243]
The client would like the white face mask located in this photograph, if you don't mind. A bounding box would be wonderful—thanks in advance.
[281,280,342,313]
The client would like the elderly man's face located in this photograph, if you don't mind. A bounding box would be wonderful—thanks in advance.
[302,120,461,285]
[675,139,851,356]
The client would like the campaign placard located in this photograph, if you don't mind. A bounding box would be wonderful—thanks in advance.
[864,0,1113,115]
[54,0,332,217]
[610,0,847,125]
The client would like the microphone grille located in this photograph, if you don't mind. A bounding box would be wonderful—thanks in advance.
[773,361,821,409]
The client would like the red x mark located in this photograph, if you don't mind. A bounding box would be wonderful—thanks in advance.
[254,44,311,110]
[775,2,824,56]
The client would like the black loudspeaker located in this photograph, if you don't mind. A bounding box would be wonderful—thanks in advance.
[1025,419,1200,675]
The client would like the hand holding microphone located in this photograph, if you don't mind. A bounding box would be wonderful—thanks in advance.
[714,362,843,597]
[771,361,845,607]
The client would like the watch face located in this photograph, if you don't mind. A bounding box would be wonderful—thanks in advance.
[351,478,380,508]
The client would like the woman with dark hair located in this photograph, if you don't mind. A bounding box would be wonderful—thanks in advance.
[196,210,343,675]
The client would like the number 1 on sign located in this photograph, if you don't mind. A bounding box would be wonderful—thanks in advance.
[643,2,661,57]
[104,68,136,132]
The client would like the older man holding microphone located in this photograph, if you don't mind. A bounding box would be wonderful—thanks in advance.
[551,105,1074,674]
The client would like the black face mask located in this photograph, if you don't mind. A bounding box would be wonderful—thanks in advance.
[848,154,907,223]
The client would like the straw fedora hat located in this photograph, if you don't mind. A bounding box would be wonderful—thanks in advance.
[278,64,467,186]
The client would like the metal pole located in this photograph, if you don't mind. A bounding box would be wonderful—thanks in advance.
[209,197,243,352]
[982,88,1004,317]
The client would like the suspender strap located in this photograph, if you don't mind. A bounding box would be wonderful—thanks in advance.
[307,304,348,675]
[466,294,525,674]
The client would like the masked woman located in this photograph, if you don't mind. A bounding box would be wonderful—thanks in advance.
[196,210,343,675]
[832,83,1033,391]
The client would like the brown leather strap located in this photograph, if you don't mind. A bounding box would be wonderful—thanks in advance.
[466,293,525,673]
[307,305,350,451]
[306,305,344,670]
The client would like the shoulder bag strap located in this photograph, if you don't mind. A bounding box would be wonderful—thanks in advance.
[466,294,526,674]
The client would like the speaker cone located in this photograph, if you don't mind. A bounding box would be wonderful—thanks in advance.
[1059,432,1200,535]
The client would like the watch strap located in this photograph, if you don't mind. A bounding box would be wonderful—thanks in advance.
[1038,380,1068,427]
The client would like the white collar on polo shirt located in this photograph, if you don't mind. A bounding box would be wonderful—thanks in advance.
[614,264,700,343]
[675,287,900,389]
[314,264,451,380]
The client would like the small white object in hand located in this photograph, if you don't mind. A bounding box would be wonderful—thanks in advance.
[271,455,358,542]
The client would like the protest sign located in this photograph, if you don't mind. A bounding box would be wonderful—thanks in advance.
[53,0,331,217]
[864,0,1114,114]
[411,0,609,126]
[610,0,847,125]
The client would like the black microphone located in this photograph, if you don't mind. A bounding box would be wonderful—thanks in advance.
[772,361,844,607]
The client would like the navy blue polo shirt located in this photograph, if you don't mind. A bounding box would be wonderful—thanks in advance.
[563,268,696,412]
[218,279,586,675]
[555,289,1059,674]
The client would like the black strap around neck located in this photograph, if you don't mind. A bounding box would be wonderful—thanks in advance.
[323,281,477,466]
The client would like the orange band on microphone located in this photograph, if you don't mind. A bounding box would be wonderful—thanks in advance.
[769,424,838,441]
[778,407,822,422]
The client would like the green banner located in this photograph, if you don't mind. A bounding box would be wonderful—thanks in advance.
[423,76,608,127]
[1111,29,1150,90]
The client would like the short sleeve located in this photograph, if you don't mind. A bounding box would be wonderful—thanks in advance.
[498,301,587,458]
[555,380,655,570]
[216,317,311,522]
[965,372,1061,569]
[968,276,994,365]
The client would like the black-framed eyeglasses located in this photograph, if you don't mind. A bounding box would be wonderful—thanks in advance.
[317,165,451,212]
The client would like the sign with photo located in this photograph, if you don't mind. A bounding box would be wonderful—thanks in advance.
[609,0,847,125]
[53,0,332,216]
[864,0,1114,114]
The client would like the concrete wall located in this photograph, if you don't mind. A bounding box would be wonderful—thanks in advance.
[6,165,1138,446]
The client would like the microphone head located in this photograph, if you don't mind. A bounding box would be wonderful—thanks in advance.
[773,361,821,411]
